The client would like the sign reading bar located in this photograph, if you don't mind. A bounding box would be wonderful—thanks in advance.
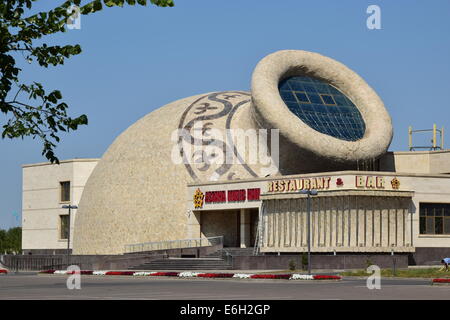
[355,176,385,189]
[268,177,331,193]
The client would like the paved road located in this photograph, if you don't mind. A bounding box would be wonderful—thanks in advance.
[0,274,448,300]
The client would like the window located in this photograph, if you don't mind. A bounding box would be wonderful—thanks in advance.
[278,76,366,141]
[419,203,450,235]
[60,215,69,240]
[320,94,337,105]
[294,91,310,103]
[60,181,70,202]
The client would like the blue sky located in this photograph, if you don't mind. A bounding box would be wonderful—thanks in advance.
[1,0,449,229]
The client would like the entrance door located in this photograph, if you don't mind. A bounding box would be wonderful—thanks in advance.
[200,210,240,247]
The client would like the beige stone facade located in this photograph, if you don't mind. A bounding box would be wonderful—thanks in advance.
[187,170,450,253]
[22,159,98,252]
[381,150,450,174]
[260,193,413,253]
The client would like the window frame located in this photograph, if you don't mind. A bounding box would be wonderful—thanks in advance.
[60,181,71,203]
[293,91,311,104]
[419,202,450,235]
[320,94,337,106]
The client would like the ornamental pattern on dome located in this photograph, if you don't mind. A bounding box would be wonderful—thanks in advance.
[278,76,366,141]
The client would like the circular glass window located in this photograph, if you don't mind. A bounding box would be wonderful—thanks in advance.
[278,76,366,141]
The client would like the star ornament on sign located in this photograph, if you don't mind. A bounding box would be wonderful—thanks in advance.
[391,177,400,190]
[193,188,205,209]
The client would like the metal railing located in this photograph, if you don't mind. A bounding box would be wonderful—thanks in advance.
[124,236,223,254]
[0,255,66,271]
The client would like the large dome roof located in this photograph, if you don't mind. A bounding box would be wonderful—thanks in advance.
[73,92,261,254]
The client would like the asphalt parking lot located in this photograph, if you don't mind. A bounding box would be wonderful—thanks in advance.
[0,273,449,300]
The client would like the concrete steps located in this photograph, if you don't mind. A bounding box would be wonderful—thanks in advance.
[219,247,255,256]
[128,257,232,270]
[128,247,256,270]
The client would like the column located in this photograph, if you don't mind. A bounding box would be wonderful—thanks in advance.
[240,209,251,248]
[373,197,382,247]
[187,210,201,239]
[381,198,390,248]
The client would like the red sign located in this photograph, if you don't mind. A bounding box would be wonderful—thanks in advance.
[201,188,261,205]
[205,191,226,204]
[228,189,246,202]
[247,188,260,201]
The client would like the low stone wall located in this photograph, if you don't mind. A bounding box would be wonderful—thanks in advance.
[232,254,409,270]
[0,254,164,271]
[22,249,70,255]
[3,244,223,271]
[409,247,450,265]
[9,248,442,271]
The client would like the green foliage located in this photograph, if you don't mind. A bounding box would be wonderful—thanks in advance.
[0,227,22,254]
[366,258,374,269]
[340,267,450,279]
[288,259,296,271]
[0,0,173,163]
[301,252,308,270]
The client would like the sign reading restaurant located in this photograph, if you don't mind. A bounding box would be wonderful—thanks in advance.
[268,177,332,192]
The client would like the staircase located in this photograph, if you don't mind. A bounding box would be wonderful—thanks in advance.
[128,247,256,271]
[128,257,232,271]
[219,247,255,257]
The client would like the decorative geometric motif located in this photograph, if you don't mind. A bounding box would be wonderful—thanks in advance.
[177,91,259,181]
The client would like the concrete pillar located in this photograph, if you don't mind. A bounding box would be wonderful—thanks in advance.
[187,210,201,239]
[240,209,251,248]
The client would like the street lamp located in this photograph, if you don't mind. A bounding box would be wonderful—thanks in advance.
[62,205,77,267]
[297,190,318,275]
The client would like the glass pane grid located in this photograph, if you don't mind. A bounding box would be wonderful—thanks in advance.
[278,76,365,141]
[420,203,450,235]
[60,181,70,202]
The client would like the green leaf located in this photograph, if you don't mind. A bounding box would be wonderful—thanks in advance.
[1,0,174,163]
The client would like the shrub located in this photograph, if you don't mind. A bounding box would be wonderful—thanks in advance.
[366,258,374,269]
[39,269,55,274]
[105,271,134,276]
[313,275,341,280]
[197,273,234,278]
[148,272,179,277]
[288,259,296,271]
[250,274,291,279]
[302,253,308,270]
